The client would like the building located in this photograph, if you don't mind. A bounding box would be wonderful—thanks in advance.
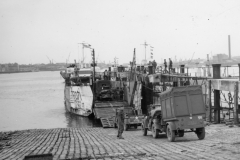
[0,64,9,72]
[212,54,229,63]
[8,63,19,72]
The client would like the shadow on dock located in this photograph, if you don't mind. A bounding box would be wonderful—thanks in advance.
[64,112,102,128]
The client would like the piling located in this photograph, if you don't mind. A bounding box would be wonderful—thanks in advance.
[212,64,221,123]
[238,63,240,81]
[234,81,239,124]
[228,35,231,59]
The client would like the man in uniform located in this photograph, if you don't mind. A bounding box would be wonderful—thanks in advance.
[103,70,108,80]
[116,107,125,139]
[152,60,157,74]
[169,58,173,73]
[164,59,167,73]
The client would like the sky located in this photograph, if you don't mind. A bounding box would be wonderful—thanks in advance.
[0,0,240,65]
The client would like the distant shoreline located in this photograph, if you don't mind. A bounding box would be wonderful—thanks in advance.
[0,70,62,74]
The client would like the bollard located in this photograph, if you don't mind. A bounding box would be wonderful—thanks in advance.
[212,64,221,123]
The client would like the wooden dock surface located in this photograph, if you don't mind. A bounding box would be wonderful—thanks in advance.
[0,124,240,160]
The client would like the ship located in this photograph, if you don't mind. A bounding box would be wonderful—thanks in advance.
[64,66,93,116]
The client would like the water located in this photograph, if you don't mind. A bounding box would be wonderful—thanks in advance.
[0,71,100,132]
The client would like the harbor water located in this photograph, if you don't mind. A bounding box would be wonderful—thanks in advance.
[0,71,100,132]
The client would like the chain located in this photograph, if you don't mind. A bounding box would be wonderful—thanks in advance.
[228,92,233,104]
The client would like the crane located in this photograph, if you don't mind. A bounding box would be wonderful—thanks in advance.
[46,55,51,64]
[187,52,195,64]
[66,52,71,64]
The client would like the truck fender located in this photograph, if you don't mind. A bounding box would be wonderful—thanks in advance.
[166,122,176,130]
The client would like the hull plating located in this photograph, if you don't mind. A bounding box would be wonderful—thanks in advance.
[64,85,93,116]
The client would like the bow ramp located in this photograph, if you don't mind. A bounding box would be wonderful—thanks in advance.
[93,101,129,128]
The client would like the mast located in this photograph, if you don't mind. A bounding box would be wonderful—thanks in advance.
[78,42,91,68]
[141,41,148,64]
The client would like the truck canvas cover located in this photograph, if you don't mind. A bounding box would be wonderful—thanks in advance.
[160,85,205,119]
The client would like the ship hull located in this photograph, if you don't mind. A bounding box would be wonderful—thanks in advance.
[64,85,93,116]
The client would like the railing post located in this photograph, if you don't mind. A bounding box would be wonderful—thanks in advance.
[234,81,239,124]
[209,80,212,122]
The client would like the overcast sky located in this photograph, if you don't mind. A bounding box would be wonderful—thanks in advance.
[1,0,240,65]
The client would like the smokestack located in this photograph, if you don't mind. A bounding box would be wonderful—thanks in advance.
[228,35,231,59]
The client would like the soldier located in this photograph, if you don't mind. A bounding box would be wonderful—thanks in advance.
[169,58,173,73]
[116,107,125,139]
[152,60,157,73]
[103,70,108,80]
[164,59,167,73]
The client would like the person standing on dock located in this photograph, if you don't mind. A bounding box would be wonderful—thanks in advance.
[104,70,108,80]
[152,60,157,74]
[164,59,167,73]
[169,58,173,73]
[116,107,125,139]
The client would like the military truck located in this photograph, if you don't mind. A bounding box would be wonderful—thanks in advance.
[142,85,206,142]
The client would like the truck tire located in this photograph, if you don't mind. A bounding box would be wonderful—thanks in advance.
[196,127,205,140]
[152,125,159,138]
[178,130,184,137]
[142,124,147,136]
[167,125,175,142]
[124,124,128,131]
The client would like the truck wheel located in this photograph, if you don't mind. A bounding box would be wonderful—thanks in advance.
[167,125,175,142]
[124,124,128,131]
[152,125,159,138]
[178,130,184,137]
[142,124,147,136]
[196,127,205,140]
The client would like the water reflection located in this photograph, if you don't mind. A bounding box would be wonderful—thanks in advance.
[65,112,102,128]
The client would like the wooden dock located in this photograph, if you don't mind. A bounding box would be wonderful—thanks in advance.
[0,124,240,160]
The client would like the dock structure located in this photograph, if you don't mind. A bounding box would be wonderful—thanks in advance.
[0,125,240,160]
[140,63,240,125]
[208,63,240,124]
